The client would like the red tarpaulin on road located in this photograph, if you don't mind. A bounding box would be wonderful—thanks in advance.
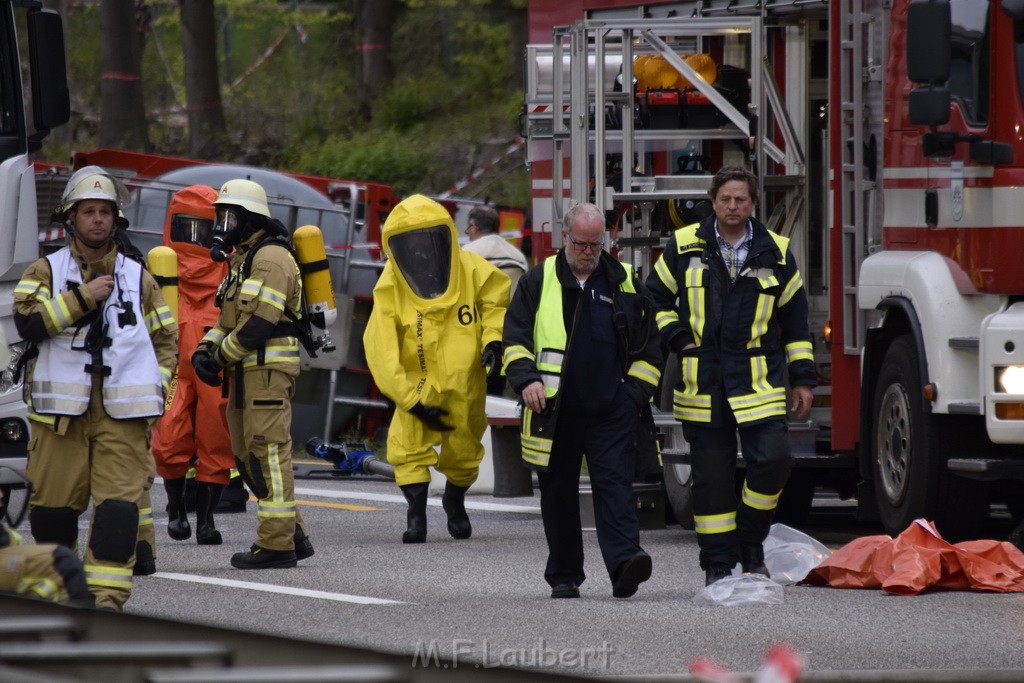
[801,519,1024,595]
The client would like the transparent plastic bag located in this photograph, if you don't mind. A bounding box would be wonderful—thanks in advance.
[692,574,783,606]
[763,522,832,584]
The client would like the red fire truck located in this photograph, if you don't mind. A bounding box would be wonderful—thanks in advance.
[523,0,1024,540]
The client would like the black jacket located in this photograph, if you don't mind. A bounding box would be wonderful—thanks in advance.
[503,249,663,408]
[646,214,816,426]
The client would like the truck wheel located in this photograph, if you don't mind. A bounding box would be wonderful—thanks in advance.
[659,354,695,529]
[775,471,815,527]
[663,462,695,530]
[870,335,987,540]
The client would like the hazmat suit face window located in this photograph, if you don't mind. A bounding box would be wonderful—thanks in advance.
[170,214,215,247]
[387,226,452,300]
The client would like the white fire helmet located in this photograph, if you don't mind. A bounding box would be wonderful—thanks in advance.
[51,167,130,223]
[212,179,271,217]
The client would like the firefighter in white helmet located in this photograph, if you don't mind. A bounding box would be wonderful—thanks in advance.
[363,194,509,543]
[192,179,314,569]
[12,169,178,611]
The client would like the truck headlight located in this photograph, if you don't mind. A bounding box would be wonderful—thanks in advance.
[0,342,26,396]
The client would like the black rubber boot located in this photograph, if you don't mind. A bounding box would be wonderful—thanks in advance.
[294,525,315,560]
[400,483,428,544]
[164,477,191,541]
[195,482,224,545]
[217,476,248,513]
[740,543,770,578]
[132,540,156,576]
[442,481,472,540]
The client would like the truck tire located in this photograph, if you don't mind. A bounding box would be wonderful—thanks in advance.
[659,353,695,530]
[870,335,987,541]
[775,471,815,527]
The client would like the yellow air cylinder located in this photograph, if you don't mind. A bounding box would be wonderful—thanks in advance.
[293,225,337,329]
[147,246,179,323]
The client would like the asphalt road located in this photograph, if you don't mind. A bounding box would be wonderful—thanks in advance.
[96,463,1024,679]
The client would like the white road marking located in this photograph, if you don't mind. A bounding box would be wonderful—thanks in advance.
[293,487,541,513]
[153,572,405,605]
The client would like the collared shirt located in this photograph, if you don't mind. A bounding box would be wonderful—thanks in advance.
[715,219,753,283]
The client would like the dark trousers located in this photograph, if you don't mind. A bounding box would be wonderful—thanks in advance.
[684,416,792,569]
[537,395,642,587]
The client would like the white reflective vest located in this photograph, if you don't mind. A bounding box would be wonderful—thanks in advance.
[30,249,164,419]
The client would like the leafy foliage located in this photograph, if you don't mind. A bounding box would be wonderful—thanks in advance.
[42,0,528,206]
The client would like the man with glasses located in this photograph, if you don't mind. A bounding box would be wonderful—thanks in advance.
[502,202,663,599]
[646,165,815,586]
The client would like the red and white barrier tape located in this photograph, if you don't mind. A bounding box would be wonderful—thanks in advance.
[437,139,524,199]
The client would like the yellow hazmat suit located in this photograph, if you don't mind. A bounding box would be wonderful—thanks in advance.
[364,195,508,536]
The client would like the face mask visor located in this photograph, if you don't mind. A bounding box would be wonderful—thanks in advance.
[213,207,243,241]
[170,214,215,247]
[388,225,451,299]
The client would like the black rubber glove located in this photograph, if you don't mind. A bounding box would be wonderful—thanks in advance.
[191,349,223,387]
[409,402,455,432]
[480,341,502,383]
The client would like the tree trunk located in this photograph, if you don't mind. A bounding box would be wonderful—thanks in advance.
[99,0,150,150]
[355,0,395,118]
[179,0,227,159]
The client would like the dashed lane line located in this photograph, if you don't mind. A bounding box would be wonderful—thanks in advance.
[293,486,541,513]
[153,572,405,605]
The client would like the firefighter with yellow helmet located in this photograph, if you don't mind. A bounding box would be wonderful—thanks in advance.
[192,179,314,569]
[13,169,178,611]
[364,194,509,543]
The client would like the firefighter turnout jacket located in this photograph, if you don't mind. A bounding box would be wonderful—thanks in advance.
[0,524,93,606]
[646,216,816,427]
[200,228,309,553]
[502,250,663,469]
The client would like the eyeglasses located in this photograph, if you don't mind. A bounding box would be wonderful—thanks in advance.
[566,232,603,252]
[464,222,476,236]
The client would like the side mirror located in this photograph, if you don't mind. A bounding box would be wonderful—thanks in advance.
[27,9,70,135]
[907,0,951,84]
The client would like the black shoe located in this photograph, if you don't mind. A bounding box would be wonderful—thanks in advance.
[551,583,580,599]
[132,541,156,576]
[230,546,297,569]
[704,563,733,586]
[195,482,224,546]
[442,481,472,540]
[164,477,191,541]
[400,483,428,544]
[294,526,315,561]
[740,543,770,578]
[612,551,652,598]
[217,479,249,513]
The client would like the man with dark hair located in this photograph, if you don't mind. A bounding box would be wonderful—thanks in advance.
[464,204,529,293]
[14,169,178,610]
[646,164,815,586]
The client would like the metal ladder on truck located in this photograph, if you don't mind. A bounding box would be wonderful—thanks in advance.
[533,3,828,526]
